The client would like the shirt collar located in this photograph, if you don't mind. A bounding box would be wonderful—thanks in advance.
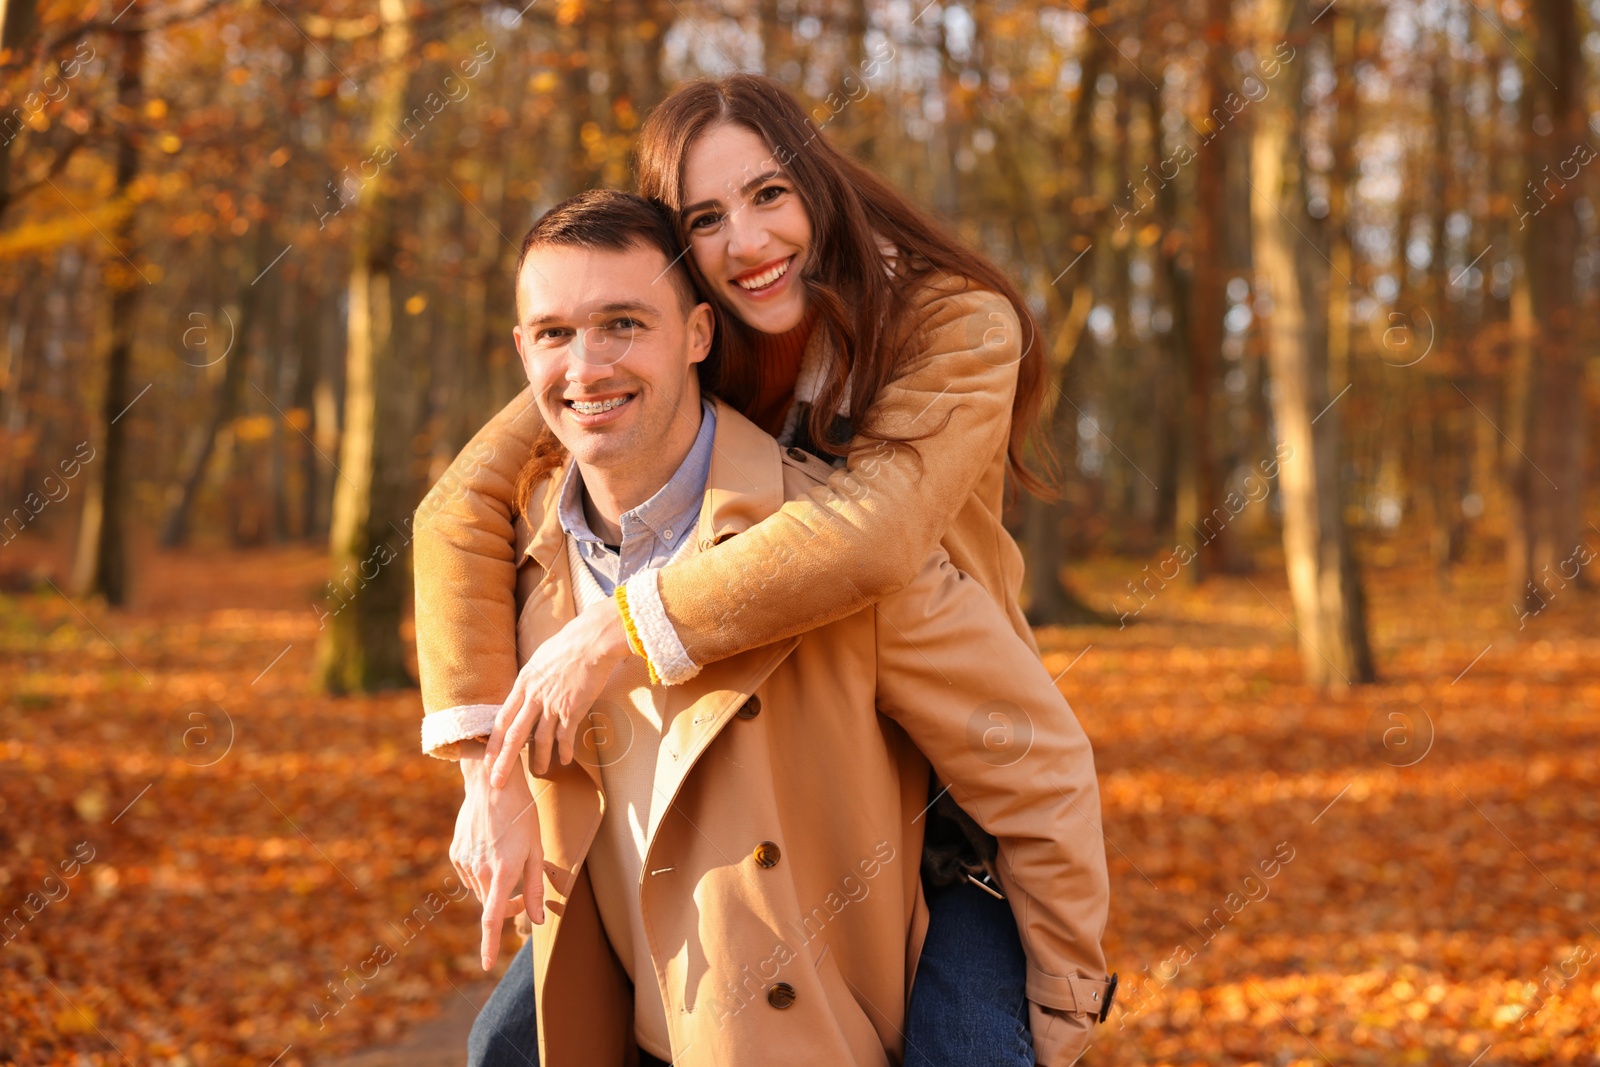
[556,399,717,546]
[523,396,787,574]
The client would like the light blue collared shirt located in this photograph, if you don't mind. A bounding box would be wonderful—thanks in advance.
[557,400,716,595]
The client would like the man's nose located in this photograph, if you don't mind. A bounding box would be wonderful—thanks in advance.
[566,327,627,377]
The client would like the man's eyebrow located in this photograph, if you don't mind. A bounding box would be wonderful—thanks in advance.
[591,300,660,318]
[524,300,660,328]
[681,168,783,218]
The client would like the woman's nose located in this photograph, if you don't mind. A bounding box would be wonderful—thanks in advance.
[724,204,768,261]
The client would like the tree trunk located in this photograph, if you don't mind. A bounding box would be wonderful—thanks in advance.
[70,29,144,606]
[0,0,40,221]
[0,0,37,48]
[1016,0,1107,625]
[290,279,323,540]
[1174,0,1230,580]
[315,0,417,693]
[758,0,787,75]
[1421,43,1466,580]
[160,279,259,546]
[1505,0,1587,610]
[1249,0,1375,688]
[843,0,874,165]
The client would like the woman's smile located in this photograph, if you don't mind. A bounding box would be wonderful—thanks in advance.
[730,254,796,297]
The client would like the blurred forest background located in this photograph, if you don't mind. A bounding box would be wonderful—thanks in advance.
[2,0,1598,684]
[3,0,1599,1064]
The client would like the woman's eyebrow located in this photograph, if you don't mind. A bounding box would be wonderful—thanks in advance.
[680,169,784,218]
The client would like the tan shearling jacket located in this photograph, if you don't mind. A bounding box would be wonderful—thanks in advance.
[414,272,1038,728]
[507,399,1110,1066]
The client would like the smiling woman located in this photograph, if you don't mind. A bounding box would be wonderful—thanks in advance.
[633,75,1049,473]
[679,124,814,336]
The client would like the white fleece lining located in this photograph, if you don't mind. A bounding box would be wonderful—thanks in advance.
[791,332,852,417]
[622,567,700,685]
[420,703,500,760]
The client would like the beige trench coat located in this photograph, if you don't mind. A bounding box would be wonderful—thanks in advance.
[513,401,1110,1066]
[416,272,1039,713]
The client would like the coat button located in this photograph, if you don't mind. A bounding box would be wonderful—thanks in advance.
[753,841,781,868]
[786,447,807,462]
[767,982,797,1009]
[736,696,761,720]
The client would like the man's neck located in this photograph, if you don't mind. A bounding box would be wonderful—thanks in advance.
[576,401,705,545]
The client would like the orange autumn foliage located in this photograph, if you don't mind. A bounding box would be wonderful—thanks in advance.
[1,543,1597,1064]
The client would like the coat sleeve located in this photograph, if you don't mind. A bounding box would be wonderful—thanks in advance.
[873,552,1112,1067]
[413,389,542,747]
[648,282,1023,670]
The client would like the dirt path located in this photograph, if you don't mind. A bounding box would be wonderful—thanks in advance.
[328,980,497,1067]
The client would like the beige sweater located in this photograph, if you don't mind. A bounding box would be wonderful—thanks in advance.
[565,534,684,1059]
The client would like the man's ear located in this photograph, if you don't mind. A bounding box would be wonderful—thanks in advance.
[686,301,714,365]
[512,323,533,378]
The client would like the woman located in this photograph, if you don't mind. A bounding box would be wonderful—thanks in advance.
[423,74,1085,1066]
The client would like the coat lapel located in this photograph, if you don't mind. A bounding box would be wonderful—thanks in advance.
[644,636,800,847]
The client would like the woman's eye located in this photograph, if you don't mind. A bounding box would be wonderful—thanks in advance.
[688,211,722,231]
[754,184,786,204]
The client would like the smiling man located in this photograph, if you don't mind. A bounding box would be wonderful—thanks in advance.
[422,190,1113,1066]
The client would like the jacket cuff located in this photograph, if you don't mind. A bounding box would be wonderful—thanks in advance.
[1028,1000,1093,1067]
[1026,965,1116,1019]
[620,569,700,685]
[420,703,500,760]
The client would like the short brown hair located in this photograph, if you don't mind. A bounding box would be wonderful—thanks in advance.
[510,190,704,521]
[515,189,698,313]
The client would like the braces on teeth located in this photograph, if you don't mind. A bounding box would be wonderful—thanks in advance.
[572,396,630,414]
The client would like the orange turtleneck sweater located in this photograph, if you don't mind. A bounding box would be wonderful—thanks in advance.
[748,308,817,436]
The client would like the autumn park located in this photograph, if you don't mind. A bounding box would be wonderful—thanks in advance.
[2,0,1599,1063]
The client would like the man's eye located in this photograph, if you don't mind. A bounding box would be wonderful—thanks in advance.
[537,327,571,342]
[609,318,641,330]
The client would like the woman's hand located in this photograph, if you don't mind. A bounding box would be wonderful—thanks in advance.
[451,741,544,971]
[485,594,633,785]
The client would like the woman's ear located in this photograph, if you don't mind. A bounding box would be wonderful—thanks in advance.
[687,301,715,365]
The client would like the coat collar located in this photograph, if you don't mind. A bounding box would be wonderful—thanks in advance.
[523,396,786,573]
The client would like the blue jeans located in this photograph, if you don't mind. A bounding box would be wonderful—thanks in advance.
[467,938,540,1067]
[905,877,1035,1066]
[468,879,1032,1067]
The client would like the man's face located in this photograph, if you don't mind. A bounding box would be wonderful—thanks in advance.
[513,242,712,474]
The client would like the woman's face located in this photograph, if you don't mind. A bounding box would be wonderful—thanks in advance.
[680,122,813,335]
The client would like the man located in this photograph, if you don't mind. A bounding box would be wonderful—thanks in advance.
[419,190,1112,1065]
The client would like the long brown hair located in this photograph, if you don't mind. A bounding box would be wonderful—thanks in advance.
[634,73,1050,494]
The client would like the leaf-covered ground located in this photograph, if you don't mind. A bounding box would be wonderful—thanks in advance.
[2,541,1596,1065]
